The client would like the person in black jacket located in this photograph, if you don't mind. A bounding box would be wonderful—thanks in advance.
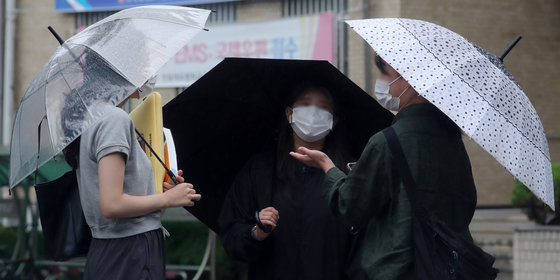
[218,83,366,280]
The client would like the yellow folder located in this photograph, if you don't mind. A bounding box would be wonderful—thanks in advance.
[129,92,165,194]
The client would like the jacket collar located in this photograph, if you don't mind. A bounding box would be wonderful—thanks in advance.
[392,103,440,125]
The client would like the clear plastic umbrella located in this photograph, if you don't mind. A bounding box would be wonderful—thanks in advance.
[347,18,554,210]
[9,5,210,187]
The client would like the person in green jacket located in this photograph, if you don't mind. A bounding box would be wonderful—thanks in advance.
[290,55,477,280]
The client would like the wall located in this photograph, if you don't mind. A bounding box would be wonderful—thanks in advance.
[11,0,560,206]
[14,0,74,104]
[514,227,560,280]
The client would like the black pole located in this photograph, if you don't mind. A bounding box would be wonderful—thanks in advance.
[499,35,522,61]
[47,26,65,45]
[135,129,180,185]
[47,26,81,63]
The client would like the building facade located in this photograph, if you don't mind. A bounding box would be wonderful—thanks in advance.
[3,0,560,207]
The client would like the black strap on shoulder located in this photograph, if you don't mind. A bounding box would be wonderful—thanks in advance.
[382,127,423,214]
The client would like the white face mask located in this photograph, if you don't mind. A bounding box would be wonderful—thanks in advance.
[138,75,158,99]
[374,75,410,111]
[290,105,333,143]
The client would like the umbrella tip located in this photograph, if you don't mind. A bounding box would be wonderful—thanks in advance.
[47,26,65,46]
[498,35,522,62]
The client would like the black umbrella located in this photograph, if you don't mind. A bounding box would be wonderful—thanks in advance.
[163,57,393,232]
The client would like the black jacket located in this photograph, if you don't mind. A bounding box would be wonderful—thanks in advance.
[218,152,366,280]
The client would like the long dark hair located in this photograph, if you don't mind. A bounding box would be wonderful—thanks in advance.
[63,138,80,170]
[274,82,353,198]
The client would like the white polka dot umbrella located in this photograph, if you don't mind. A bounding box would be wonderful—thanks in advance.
[347,18,554,210]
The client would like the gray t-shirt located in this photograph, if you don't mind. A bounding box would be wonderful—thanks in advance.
[77,104,161,239]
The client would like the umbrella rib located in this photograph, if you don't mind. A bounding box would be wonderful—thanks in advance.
[68,44,133,86]
[59,71,95,151]
[395,19,550,161]
[20,50,86,104]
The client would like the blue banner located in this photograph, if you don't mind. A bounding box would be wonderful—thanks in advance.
[56,0,232,12]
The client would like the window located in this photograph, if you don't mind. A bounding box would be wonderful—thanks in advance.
[75,3,236,29]
[196,2,236,25]
[76,11,114,30]
[282,0,348,73]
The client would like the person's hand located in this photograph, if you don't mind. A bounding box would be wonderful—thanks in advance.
[254,207,279,240]
[289,147,335,173]
[163,182,201,208]
[163,170,185,192]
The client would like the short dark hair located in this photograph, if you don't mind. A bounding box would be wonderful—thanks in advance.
[375,54,389,75]
[374,54,462,136]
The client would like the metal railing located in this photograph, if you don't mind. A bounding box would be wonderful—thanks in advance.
[0,185,216,280]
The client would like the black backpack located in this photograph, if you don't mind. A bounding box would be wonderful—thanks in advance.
[35,170,91,261]
[383,127,498,280]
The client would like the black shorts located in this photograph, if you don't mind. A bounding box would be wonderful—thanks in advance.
[84,229,165,280]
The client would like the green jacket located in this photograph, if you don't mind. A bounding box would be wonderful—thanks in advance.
[323,103,477,280]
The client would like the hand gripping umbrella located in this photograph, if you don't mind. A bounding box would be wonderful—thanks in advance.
[347,18,554,209]
[9,5,210,188]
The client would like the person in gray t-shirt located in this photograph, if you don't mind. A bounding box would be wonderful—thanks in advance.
[63,88,200,279]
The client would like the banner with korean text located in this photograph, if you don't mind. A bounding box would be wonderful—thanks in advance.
[157,13,334,88]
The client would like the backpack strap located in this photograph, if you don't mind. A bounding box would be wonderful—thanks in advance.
[383,126,437,277]
[382,127,426,217]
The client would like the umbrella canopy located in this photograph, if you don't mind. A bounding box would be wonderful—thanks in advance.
[163,57,394,232]
[10,5,210,188]
[347,18,554,209]
[1,147,70,187]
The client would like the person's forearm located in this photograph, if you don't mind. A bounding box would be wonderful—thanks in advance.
[322,142,391,227]
[98,152,170,219]
[100,192,169,219]
[221,223,271,262]
[322,168,367,225]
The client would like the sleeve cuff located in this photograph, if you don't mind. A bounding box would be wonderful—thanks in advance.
[323,167,346,192]
[97,145,130,163]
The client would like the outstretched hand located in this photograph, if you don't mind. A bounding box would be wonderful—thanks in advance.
[289,147,335,173]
